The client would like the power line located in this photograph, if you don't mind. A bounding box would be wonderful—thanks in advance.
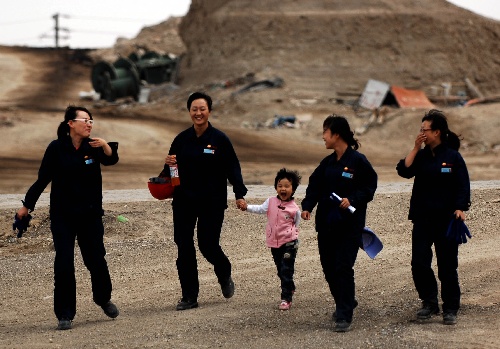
[0,18,47,26]
[70,29,137,36]
[65,14,154,23]
[1,13,159,48]
[0,13,161,29]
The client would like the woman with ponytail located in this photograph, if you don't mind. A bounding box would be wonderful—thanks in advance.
[301,115,378,332]
[16,105,120,330]
[397,109,471,326]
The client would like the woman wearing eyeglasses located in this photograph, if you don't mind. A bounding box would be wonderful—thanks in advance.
[396,109,471,326]
[15,105,120,330]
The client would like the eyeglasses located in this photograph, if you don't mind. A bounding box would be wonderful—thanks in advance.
[420,128,432,133]
[73,119,94,125]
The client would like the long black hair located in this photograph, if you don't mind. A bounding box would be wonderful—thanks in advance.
[323,114,360,150]
[422,109,461,151]
[56,105,92,139]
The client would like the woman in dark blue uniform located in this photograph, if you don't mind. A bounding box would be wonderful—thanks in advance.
[397,109,470,325]
[163,92,247,311]
[301,115,377,332]
[16,106,120,330]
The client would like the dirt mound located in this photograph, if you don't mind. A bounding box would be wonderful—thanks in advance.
[178,0,500,96]
[88,17,186,63]
[0,47,91,111]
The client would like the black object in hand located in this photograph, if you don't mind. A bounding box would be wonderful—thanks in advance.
[13,214,32,238]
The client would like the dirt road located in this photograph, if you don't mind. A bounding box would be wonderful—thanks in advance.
[1,185,499,348]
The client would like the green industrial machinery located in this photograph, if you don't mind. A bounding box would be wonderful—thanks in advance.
[91,57,140,102]
[91,51,180,102]
[136,53,178,85]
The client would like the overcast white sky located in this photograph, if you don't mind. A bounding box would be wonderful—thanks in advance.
[0,0,191,48]
[0,1,498,49]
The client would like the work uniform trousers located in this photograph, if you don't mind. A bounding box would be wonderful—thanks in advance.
[51,213,112,320]
[271,239,298,302]
[173,202,231,300]
[411,217,460,314]
[317,221,360,323]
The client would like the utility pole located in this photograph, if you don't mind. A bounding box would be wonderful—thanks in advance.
[51,13,69,48]
[53,13,60,48]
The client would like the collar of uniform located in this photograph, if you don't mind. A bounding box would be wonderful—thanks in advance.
[189,121,214,139]
[433,143,447,154]
[423,142,446,155]
[331,146,354,166]
[61,136,91,151]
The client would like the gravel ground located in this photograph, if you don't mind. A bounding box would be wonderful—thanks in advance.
[1,181,499,209]
[1,182,499,349]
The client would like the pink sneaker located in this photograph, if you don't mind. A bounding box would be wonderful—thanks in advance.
[279,300,292,310]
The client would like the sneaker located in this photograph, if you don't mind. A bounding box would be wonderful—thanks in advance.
[416,303,439,320]
[57,318,72,330]
[333,320,352,332]
[278,300,292,310]
[332,299,358,321]
[221,277,235,299]
[176,298,199,311]
[443,312,457,325]
[101,301,119,318]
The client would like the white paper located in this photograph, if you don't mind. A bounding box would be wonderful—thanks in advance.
[331,192,356,213]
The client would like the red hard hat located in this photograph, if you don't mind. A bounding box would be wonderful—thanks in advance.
[148,177,174,200]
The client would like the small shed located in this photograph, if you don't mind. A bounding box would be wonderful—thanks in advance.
[359,79,434,109]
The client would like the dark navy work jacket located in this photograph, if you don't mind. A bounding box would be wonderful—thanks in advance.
[396,143,470,222]
[166,122,247,209]
[302,147,378,233]
[23,137,119,216]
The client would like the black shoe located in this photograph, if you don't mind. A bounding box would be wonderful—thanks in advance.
[221,277,235,299]
[333,320,352,332]
[176,298,199,311]
[443,312,457,325]
[416,303,439,320]
[57,318,72,330]
[101,301,119,318]
[332,299,358,321]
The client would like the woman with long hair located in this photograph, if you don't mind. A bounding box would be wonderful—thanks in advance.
[396,109,471,325]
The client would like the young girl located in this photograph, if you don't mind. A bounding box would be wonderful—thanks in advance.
[239,168,301,310]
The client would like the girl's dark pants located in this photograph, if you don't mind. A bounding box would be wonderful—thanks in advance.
[271,239,298,302]
[51,213,112,320]
[411,217,460,314]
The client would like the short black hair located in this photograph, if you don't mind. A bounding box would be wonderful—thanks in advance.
[274,168,301,194]
[187,91,212,112]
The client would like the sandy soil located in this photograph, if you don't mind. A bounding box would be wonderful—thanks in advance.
[1,186,499,348]
[1,1,500,346]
